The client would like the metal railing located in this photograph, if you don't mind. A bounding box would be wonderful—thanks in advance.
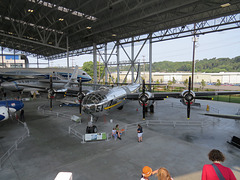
[38,105,73,119]
[145,120,203,128]
[68,124,85,143]
[0,122,30,169]
[123,120,204,133]
[68,123,111,143]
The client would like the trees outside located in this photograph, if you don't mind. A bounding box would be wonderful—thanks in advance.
[216,79,221,86]
[108,56,240,74]
[172,77,176,84]
[183,78,188,88]
[82,61,105,82]
[201,79,206,90]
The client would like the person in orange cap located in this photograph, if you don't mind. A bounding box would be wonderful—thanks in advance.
[141,166,158,180]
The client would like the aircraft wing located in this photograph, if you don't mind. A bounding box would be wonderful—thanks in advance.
[155,91,240,98]
[195,91,240,96]
[126,90,240,100]
[0,73,46,80]
[126,92,180,100]
[151,91,240,98]
[204,113,240,120]
[38,79,68,83]
[15,83,48,90]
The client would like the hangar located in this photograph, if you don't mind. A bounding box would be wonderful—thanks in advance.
[1,0,240,84]
[1,1,240,179]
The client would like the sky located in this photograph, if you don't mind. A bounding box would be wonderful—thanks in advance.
[5,28,240,68]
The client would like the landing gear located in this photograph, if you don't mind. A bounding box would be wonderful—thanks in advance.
[86,115,98,133]
[117,105,123,110]
[86,125,98,133]
[150,104,154,113]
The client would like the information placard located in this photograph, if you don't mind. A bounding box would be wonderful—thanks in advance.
[85,132,107,141]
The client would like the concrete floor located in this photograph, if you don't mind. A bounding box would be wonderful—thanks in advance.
[0,96,240,180]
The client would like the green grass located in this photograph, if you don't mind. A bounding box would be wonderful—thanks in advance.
[208,95,240,103]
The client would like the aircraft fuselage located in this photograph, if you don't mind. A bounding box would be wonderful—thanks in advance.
[82,83,140,117]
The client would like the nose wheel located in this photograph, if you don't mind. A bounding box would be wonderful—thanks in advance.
[86,115,98,133]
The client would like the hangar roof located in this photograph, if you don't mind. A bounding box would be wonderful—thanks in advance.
[0,0,240,60]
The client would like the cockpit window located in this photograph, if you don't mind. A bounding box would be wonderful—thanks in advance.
[82,73,86,75]
[83,92,106,105]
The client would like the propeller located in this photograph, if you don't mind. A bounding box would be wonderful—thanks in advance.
[77,78,85,115]
[186,77,192,119]
[184,76,212,119]
[142,80,146,120]
[48,75,54,110]
[139,80,148,120]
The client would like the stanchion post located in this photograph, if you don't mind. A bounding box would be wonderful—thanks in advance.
[81,135,85,144]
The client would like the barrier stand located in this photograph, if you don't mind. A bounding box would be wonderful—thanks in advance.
[106,133,111,141]
[68,124,85,143]
[0,123,30,169]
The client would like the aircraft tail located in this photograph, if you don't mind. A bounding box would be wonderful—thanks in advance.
[64,66,79,88]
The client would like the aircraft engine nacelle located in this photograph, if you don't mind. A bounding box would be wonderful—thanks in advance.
[138,91,154,108]
[180,90,195,106]
[48,89,56,99]
[0,106,9,121]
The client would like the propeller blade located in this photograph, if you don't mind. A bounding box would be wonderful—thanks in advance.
[79,78,82,115]
[187,76,191,119]
[142,79,145,95]
[195,97,213,100]
[142,80,146,120]
[50,75,53,110]
[188,76,191,92]
[143,103,146,120]
[187,100,191,119]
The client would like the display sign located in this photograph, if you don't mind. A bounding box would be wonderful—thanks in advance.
[85,132,107,141]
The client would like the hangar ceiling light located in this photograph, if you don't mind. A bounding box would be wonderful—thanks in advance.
[0,15,63,34]
[27,0,97,21]
[28,9,34,13]
[221,3,231,8]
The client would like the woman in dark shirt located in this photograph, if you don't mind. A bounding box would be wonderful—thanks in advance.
[137,124,143,142]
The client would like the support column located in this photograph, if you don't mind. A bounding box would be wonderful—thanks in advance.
[131,37,134,83]
[105,43,108,84]
[37,56,39,68]
[1,46,3,68]
[117,41,120,84]
[149,33,153,91]
[191,23,196,90]
[66,36,70,80]
[14,49,16,68]
[93,43,97,85]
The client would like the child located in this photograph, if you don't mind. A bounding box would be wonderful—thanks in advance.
[141,166,158,180]
[112,128,117,140]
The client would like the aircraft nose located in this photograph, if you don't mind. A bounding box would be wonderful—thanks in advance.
[1,81,16,90]
[20,102,24,109]
[1,82,8,88]
[0,115,4,121]
[87,75,92,81]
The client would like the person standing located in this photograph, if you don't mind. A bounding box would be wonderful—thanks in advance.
[20,109,25,122]
[137,124,143,142]
[201,149,237,180]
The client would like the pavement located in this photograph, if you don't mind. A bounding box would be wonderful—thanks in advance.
[0,95,240,180]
